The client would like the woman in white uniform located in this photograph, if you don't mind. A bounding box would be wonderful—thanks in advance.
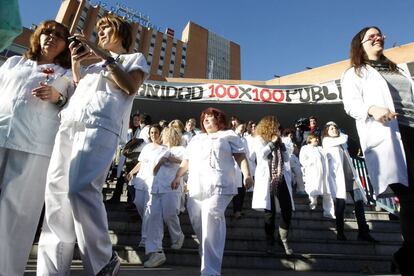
[0,20,73,276]
[126,124,164,250]
[322,122,377,242]
[37,14,149,276]
[299,133,335,218]
[144,126,186,268]
[171,107,253,276]
[251,116,295,255]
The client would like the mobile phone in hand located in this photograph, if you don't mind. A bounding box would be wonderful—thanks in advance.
[68,36,86,54]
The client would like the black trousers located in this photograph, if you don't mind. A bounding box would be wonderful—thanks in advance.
[264,178,292,239]
[232,186,246,213]
[389,124,414,272]
[334,190,368,234]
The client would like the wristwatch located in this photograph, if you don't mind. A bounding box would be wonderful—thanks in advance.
[55,93,67,108]
[104,56,116,68]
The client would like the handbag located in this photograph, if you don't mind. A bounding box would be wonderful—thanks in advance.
[122,137,144,159]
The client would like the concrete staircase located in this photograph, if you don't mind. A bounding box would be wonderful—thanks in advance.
[30,182,402,274]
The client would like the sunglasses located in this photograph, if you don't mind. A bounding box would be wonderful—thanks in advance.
[41,28,67,40]
[361,33,386,44]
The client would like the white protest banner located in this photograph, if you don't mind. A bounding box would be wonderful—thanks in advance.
[136,80,342,104]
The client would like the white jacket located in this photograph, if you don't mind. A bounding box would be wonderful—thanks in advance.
[341,65,411,195]
[252,136,294,211]
[323,134,366,202]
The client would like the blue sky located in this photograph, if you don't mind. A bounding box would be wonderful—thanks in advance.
[20,0,414,81]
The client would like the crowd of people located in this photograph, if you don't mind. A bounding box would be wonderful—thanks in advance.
[0,14,412,276]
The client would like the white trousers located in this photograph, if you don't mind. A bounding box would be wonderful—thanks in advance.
[187,194,233,276]
[145,192,183,254]
[0,148,49,276]
[133,189,150,244]
[309,194,335,217]
[37,124,117,275]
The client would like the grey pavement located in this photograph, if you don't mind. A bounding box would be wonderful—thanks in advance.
[24,264,400,276]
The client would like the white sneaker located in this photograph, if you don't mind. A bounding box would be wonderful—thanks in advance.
[171,233,185,250]
[309,203,316,210]
[144,252,166,268]
[323,213,336,219]
[138,239,145,248]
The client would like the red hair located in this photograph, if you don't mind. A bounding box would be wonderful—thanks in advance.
[200,107,227,133]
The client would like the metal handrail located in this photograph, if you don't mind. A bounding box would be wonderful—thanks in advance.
[351,156,399,216]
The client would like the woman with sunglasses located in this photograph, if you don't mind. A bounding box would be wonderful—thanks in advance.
[0,20,73,275]
[322,122,377,243]
[342,26,414,275]
[36,14,149,275]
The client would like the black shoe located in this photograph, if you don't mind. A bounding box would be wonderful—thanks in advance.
[337,232,347,241]
[357,232,379,243]
[105,196,120,204]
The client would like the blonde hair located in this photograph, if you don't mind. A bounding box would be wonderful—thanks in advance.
[255,116,280,142]
[168,119,184,134]
[161,126,182,147]
[96,14,132,51]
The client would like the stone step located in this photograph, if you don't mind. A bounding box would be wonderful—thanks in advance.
[29,244,394,273]
[106,208,396,231]
[105,202,392,222]
[105,231,399,256]
[107,220,402,243]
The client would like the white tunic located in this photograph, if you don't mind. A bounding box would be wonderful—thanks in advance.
[133,143,164,191]
[151,145,186,194]
[0,56,73,156]
[60,53,149,143]
[185,130,244,198]
[341,65,411,195]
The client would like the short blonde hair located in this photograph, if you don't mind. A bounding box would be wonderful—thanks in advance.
[96,14,132,51]
[161,126,182,147]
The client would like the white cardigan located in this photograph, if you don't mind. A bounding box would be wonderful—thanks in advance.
[251,136,294,211]
[341,65,411,195]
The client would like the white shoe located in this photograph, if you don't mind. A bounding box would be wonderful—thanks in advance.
[323,213,336,219]
[309,203,316,210]
[171,233,185,250]
[138,239,145,248]
[144,252,166,268]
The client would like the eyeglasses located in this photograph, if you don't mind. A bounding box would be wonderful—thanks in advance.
[41,28,66,40]
[361,33,386,44]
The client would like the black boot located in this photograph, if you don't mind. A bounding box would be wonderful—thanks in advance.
[265,235,275,254]
[337,231,347,241]
[392,246,414,276]
[354,200,378,243]
[357,231,378,243]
